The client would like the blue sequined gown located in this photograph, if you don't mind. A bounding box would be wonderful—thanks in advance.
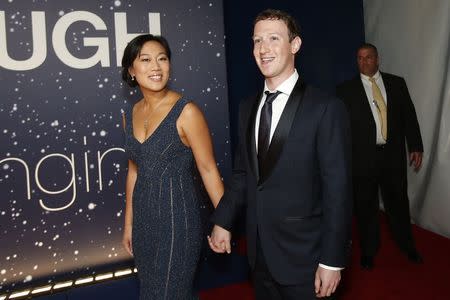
[124,99,202,299]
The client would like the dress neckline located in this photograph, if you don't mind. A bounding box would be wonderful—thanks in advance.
[131,98,182,145]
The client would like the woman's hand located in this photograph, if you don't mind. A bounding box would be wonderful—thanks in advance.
[122,224,133,256]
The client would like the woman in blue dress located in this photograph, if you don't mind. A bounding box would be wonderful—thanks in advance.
[120,34,224,299]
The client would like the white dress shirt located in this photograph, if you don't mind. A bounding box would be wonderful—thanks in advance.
[360,71,388,145]
[255,69,342,271]
[255,70,298,149]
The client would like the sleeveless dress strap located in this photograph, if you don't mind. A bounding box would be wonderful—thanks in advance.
[171,98,190,119]
[122,104,133,133]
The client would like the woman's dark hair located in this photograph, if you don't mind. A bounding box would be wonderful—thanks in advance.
[121,34,172,87]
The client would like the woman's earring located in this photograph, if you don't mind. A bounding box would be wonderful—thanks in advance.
[131,75,135,81]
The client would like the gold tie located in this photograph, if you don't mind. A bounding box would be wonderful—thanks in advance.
[369,77,387,140]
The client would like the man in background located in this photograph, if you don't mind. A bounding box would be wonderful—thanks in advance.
[336,43,423,270]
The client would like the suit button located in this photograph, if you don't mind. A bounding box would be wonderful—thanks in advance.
[257,186,263,191]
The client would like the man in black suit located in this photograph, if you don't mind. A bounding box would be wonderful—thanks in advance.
[208,9,352,299]
[336,43,423,270]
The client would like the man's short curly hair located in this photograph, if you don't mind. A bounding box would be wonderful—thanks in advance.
[254,9,301,42]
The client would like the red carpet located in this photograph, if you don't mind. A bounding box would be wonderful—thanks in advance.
[199,214,450,299]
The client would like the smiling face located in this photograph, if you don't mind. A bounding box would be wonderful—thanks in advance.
[253,19,301,88]
[128,40,170,92]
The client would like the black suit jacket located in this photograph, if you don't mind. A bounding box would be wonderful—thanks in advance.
[336,72,423,178]
[212,79,352,285]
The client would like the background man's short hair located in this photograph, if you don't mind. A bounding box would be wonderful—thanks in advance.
[358,43,378,56]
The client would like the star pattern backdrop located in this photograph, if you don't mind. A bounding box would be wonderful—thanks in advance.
[0,0,231,292]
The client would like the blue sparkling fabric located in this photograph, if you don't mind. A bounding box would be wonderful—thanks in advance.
[124,99,202,300]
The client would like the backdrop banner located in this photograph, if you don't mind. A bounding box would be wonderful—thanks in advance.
[0,0,231,292]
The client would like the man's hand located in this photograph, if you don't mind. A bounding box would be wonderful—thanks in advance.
[315,266,341,298]
[207,225,232,254]
[409,151,423,171]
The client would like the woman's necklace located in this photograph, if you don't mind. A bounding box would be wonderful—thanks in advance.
[143,97,166,131]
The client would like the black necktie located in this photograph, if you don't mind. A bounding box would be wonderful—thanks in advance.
[258,90,281,170]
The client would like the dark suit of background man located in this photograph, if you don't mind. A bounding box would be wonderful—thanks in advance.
[208,9,352,299]
[336,43,424,270]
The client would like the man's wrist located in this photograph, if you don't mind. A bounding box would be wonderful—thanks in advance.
[318,263,343,271]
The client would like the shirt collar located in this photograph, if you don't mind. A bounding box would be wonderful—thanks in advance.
[360,70,381,82]
[264,69,299,96]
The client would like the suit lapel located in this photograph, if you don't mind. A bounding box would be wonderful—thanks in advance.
[355,76,376,132]
[380,72,392,137]
[355,76,368,104]
[259,78,306,184]
[246,93,262,179]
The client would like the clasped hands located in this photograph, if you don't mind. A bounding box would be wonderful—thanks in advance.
[207,225,232,254]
